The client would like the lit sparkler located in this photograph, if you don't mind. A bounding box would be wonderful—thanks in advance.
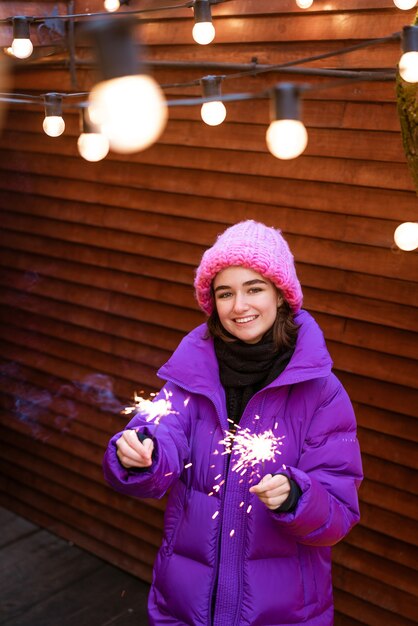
[208,426,285,502]
[220,426,285,480]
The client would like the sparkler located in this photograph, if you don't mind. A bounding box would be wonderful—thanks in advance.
[209,423,285,511]
[122,391,195,471]
[220,426,285,482]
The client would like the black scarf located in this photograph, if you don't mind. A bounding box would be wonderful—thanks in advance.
[214,329,294,426]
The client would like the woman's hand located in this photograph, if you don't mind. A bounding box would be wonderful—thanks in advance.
[249,474,291,510]
[116,429,154,469]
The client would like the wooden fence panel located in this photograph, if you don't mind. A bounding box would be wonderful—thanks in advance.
[0,2,417,624]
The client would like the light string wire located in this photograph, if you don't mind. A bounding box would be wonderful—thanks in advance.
[0,28,401,108]
[0,1,194,24]
[0,0,236,24]
[220,31,402,81]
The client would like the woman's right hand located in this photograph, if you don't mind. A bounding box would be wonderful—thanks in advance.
[116,429,154,469]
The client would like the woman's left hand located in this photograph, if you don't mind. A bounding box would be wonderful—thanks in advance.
[249,474,291,510]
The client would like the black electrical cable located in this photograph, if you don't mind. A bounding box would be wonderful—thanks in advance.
[0,66,398,108]
[0,0,234,24]
[0,92,43,100]
[223,32,402,81]
[0,2,192,23]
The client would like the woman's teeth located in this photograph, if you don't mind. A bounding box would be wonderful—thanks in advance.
[235,316,257,324]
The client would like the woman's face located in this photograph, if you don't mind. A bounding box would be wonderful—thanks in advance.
[213,266,281,344]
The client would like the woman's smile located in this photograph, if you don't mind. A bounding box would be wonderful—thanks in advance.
[233,314,259,324]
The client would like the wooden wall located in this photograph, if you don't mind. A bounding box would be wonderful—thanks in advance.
[0,1,417,624]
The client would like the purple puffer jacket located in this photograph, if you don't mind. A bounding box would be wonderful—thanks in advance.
[103,310,363,626]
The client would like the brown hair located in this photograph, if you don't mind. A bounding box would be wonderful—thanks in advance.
[206,288,299,351]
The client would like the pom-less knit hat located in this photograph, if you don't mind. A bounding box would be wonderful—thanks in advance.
[194,220,303,314]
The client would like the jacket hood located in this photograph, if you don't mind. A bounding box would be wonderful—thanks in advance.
[158,310,333,395]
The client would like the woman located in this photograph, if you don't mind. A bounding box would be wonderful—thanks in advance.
[103,220,363,626]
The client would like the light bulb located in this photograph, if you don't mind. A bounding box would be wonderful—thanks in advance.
[77,133,110,161]
[88,74,167,154]
[11,17,33,59]
[394,222,418,251]
[296,0,314,8]
[393,0,417,9]
[201,101,226,126]
[192,22,215,45]
[399,51,418,82]
[43,115,65,137]
[104,0,120,11]
[11,38,33,59]
[266,119,308,160]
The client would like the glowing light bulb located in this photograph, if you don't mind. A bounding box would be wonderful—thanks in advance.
[192,22,215,45]
[43,115,65,137]
[104,0,120,11]
[11,17,33,59]
[296,0,314,8]
[88,74,167,154]
[11,38,33,59]
[77,132,109,161]
[394,222,418,251]
[193,0,215,45]
[201,101,226,126]
[266,119,308,160]
[393,0,417,9]
[399,51,418,82]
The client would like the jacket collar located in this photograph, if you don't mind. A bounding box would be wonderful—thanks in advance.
[157,310,332,396]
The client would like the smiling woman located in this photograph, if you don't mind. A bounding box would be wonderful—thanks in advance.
[213,267,280,344]
[103,220,363,626]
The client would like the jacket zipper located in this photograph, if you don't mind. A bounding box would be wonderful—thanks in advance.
[209,445,229,625]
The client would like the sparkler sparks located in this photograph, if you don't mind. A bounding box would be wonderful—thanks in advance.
[220,427,285,479]
[122,388,177,425]
[207,425,285,507]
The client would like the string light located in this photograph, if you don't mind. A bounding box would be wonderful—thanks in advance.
[394,222,418,250]
[399,25,418,82]
[393,0,417,9]
[86,18,167,154]
[43,93,65,137]
[0,9,409,168]
[77,109,109,161]
[296,0,314,8]
[266,84,308,160]
[193,0,215,45]
[11,17,33,59]
[200,76,226,125]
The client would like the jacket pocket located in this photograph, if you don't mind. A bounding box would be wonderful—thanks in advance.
[162,480,187,556]
[297,544,317,610]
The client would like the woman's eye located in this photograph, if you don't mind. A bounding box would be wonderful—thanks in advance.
[217,291,232,299]
[249,287,262,294]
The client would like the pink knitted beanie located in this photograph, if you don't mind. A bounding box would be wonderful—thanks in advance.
[194,220,303,314]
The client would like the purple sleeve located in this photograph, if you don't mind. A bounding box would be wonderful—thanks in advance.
[272,375,363,546]
[102,382,191,500]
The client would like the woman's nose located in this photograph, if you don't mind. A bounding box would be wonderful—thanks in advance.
[232,293,249,313]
